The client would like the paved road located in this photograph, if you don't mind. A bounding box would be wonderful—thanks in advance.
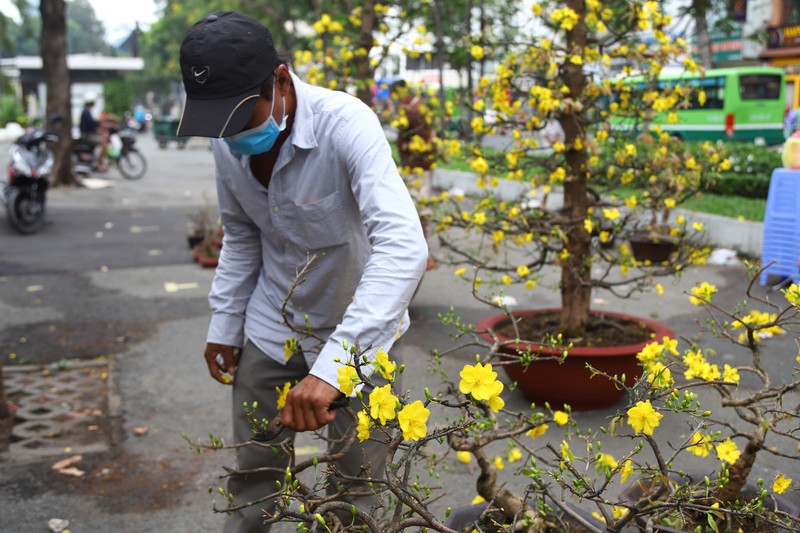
[0,130,797,532]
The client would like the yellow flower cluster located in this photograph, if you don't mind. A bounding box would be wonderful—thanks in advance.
[731,310,785,343]
[550,7,580,30]
[689,281,717,305]
[312,13,344,34]
[459,362,505,412]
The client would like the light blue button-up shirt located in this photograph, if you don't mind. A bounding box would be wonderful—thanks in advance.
[207,73,428,390]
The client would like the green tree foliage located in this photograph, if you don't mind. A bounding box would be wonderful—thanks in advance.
[66,0,110,54]
[1,0,110,57]
[103,77,133,117]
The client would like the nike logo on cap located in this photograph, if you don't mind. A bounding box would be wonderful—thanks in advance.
[192,66,210,84]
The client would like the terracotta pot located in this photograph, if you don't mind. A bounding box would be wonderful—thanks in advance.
[475,309,674,411]
[619,472,800,532]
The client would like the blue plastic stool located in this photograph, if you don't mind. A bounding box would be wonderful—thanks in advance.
[760,168,800,286]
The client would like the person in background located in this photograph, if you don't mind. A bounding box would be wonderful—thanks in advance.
[79,94,109,172]
[176,11,428,532]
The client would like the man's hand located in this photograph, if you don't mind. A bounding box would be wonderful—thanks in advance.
[204,343,240,385]
[281,375,342,432]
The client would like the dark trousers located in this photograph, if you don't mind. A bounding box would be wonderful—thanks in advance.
[223,339,404,532]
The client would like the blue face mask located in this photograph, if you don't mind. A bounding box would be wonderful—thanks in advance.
[224,86,288,155]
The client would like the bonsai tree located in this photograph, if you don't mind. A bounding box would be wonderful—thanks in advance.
[428,0,724,343]
[186,257,800,533]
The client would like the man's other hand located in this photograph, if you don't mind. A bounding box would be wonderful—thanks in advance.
[204,343,240,384]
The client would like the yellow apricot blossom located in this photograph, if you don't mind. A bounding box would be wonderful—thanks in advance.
[627,400,663,436]
[276,381,291,409]
[715,438,741,464]
[368,384,398,425]
[773,475,792,494]
[337,365,359,396]
[397,400,430,441]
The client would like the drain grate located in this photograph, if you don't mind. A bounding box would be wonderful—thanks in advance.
[4,359,115,459]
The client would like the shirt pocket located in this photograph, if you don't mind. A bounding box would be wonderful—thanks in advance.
[282,191,352,251]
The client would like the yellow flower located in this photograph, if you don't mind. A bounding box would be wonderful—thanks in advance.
[472,495,485,505]
[646,362,673,389]
[620,459,633,483]
[369,384,398,425]
[276,381,291,409]
[602,208,620,221]
[626,400,663,436]
[493,455,505,470]
[356,410,371,442]
[527,424,548,439]
[487,391,505,413]
[715,438,741,464]
[397,400,430,441]
[783,284,800,306]
[723,364,740,384]
[507,448,522,462]
[469,157,488,174]
[470,44,485,60]
[284,337,299,361]
[517,265,530,277]
[687,432,712,457]
[455,267,467,277]
[459,362,503,401]
[553,410,569,426]
[457,451,472,464]
[373,347,397,381]
[595,452,618,472]
[560,440,574,461]
[689,282,717,305]
[337,365,359,396]
[656,283,664,296]
[773,475,792,494]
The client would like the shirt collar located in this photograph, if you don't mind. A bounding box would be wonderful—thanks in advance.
[289,72,318,151]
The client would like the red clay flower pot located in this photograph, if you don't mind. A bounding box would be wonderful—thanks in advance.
[475,309,674,411]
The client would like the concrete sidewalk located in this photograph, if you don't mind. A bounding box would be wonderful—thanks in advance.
[0,131,795,532]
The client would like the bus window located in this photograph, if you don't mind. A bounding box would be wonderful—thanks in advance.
[688,76,725,109]
[739,75,781,100]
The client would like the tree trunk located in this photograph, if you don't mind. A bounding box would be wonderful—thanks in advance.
[694,12,713,69]
[434,0,446,109]
[464,0,473,134]
[40,0,77,187]
[354,0,376,107]
[714,424,766,503]
[559,0,591,337]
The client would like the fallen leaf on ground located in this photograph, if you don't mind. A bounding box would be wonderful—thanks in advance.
[51,455,82,471]
[57,466,85,477]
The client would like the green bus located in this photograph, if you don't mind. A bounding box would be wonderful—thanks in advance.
[610,66,785,145]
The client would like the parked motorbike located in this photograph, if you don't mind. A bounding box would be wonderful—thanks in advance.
[2,128,58,234]
[72,127,147,180]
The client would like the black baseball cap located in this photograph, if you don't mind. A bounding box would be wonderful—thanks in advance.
[177,11,278,138]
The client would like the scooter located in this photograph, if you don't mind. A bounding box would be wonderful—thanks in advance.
[72,127,147,180]
[2,128,58,234]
